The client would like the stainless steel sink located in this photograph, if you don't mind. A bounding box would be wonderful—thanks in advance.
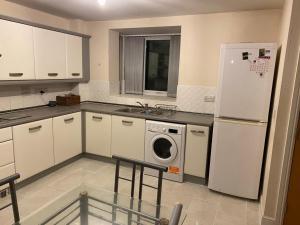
[115,107,166,116]
[146,110,164,116]
[116,107,145,113]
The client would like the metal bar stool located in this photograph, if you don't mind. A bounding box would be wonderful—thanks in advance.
[0,173,20,223]
[112,155,168,205]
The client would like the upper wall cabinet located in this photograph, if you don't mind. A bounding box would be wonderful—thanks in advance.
[0,20,35,80]
[66,35,83,79]
[33,28,67,79]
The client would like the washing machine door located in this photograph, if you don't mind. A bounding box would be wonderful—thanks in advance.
[151,134,178,164]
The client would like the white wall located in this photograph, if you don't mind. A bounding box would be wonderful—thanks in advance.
[0,84,77,111]
[86,10,281,85]
[260,0,300,224]
[0,1,87,33]
[81,9,281,113]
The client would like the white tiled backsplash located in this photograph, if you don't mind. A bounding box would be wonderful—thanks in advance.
[0,81,216,114]
[76,80,216,114]
[0,84,76,112]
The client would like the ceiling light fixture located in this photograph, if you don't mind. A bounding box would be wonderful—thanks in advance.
[97,0,106,6]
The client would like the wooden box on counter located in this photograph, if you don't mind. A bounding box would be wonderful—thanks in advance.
[56,95,80,106]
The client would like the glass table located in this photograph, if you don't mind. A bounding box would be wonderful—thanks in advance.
[17,184,186,225]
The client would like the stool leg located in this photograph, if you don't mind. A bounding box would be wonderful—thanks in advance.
[114,160,120,193]
[131,164,136,198]
[9,181,20,223]
[80,192,88,225]
[157,171,163,206]
[138,166,144,200]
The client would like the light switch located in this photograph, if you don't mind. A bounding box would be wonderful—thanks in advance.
[204,96,215,102]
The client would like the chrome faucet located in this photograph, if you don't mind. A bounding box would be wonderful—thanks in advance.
[136,101,149,110]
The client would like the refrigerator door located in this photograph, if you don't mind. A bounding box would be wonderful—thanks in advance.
[215,44,276,121]
[208,118,267,199]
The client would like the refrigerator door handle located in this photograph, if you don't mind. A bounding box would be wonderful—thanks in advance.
[215,117,267,126]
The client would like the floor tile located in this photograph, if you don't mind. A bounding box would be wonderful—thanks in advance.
[0,158,259,225]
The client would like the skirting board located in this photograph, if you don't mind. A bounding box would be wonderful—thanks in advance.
[261,216,276,225]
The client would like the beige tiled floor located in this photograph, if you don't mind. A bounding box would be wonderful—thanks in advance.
[0,158,260,225]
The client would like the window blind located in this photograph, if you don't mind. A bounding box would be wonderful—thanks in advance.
[167,35,181,97]
[123,36,144,94]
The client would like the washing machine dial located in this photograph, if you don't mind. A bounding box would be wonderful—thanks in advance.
[162,128,167,132]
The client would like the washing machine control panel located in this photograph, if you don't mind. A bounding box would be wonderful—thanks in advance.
[146,121,185,135]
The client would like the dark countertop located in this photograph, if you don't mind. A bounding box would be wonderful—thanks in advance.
[0,102,214,129]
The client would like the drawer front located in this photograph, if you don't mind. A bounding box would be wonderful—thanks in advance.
[0,141,14,166]
[111,116,145,160]
[184,125,209,178]
[0,163,16,190]
[0,127,12,142]
[0,163,15,180]
[86,112,111,157]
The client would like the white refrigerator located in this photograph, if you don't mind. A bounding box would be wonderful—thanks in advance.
[208,43,277,199]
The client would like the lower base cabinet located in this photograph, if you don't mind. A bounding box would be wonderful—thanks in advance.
[53,112,82,164]
[85,112,111,157]
[184,124,209,178]
[111,116,145,161]
[13,118,54,181]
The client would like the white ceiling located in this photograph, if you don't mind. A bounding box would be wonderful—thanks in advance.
[7,0,284,21]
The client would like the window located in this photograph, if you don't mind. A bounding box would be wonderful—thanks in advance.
[120,34,180,97]
[144,38,170,96]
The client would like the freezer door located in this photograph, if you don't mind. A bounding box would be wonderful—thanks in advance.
[215,45,276,121]
[208,118,267,199]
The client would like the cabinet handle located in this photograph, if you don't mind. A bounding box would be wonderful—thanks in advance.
[64,117,74,122]
[92,116,102,120]
[122,120,133,125]
[72,73,80,77]
[9,73,23,77]
[191,130,205,134]
[48,73,58,77]
[29,125,42,132]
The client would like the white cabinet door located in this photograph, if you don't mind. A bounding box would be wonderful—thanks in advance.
[66,35,83,79]
[53,112,82,164]
[184,125,209,178]
[111,116,145,161]
[86,112,111,157]
[0,20,35,80]
[33,28,66,79]
[13,119,54,181]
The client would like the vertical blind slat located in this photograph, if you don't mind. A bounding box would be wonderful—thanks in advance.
[167,35,181,97]
[124,37,144,94]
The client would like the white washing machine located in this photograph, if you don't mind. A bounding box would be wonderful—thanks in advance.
[145,120,186,182]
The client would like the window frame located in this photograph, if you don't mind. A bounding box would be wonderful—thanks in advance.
[143,36,171,97]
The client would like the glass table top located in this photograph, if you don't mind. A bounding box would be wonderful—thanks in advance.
[17,183,186,225]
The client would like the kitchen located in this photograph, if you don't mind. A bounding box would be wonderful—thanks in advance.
[0,0,299,225]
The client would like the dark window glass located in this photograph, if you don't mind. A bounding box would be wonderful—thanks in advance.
[145,40,170,92]
[153,138,172,159]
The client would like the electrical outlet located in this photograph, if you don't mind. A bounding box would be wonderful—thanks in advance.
[204,95,215,102]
